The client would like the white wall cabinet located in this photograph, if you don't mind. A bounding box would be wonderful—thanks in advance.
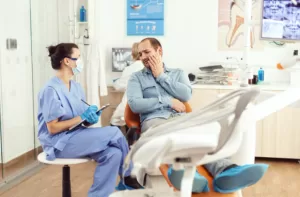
[262,106,300,159]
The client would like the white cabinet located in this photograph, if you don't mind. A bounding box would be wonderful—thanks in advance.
[255,120,263,157]
[261,113,277,157]
[276,107,300,158]
[257,90,300,159]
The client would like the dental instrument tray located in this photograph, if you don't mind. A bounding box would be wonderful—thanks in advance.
[195,64,239,85]
[199,65,223,72]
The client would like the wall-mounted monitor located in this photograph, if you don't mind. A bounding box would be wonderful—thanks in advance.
[112,48,133,72]
[261,0,300,41]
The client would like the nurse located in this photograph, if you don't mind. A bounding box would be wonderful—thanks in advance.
[37,43,142,197]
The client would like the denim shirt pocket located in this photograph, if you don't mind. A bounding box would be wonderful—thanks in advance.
[142,84,158,98]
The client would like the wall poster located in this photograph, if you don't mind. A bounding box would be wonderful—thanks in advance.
[127,0,164,36]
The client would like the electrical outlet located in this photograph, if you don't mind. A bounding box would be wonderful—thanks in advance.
[6,38,17,50]
[226,56,243,62]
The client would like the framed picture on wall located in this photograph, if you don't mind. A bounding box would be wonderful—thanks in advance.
[126,0,164,35]
[112,48,133,72]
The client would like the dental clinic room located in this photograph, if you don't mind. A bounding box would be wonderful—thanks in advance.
[1,0,300,196]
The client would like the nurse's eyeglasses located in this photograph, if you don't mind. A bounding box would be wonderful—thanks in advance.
[65,57,78,61]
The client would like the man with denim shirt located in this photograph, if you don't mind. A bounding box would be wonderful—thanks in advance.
[127,37,268,194]
[127,60,191,131]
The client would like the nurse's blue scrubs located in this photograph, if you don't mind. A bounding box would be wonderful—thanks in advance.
[37,76,131,197]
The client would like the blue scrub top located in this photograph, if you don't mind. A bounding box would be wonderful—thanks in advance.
[37,76,88,160]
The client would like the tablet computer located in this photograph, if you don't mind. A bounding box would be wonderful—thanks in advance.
[68,103,110,132]
[95,103,110,114]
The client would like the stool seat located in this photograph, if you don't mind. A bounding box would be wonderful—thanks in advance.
[37,152,90,165]
[37,152,91,197]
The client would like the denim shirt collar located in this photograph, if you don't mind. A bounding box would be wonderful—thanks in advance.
[143,63,169,74]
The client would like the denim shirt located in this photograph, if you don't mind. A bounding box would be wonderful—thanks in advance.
[127,65,192,123]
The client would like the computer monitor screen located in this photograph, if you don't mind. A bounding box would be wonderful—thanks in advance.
[261,0,300,41]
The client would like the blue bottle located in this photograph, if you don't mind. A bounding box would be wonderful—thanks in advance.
[258,67,264,82]
[80,6,86,22]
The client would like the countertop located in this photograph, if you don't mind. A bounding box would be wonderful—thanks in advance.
[107,83,294,92]
[192,83,291,91]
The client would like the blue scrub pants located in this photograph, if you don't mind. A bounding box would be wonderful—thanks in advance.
[55,126,131,197]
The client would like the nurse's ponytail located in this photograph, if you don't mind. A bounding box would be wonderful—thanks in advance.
[48,45,57,57]
[47,43,78,70]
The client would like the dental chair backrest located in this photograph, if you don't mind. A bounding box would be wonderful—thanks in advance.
[125,103,141,129]
[123,88,260,172]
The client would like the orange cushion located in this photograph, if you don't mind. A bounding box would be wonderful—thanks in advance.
[124,104,140,128]
[159,164,238,197]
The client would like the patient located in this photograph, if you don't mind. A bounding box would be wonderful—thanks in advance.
[127,37,268,194]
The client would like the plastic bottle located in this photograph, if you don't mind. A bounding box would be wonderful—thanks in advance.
[80,6,86,22]
[258,67,264,82]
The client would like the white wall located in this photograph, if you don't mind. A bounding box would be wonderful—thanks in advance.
[94,0,293,85]
[0,0,35,162]
[31,0,62,151]
[0,0,65,163]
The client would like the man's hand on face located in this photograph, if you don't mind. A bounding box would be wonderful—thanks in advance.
[148,54,163,78]
[171,99,186,113]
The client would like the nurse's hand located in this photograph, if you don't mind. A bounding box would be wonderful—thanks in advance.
[87,110,102,125]
[86,112,99,124]
[81,105,98,122]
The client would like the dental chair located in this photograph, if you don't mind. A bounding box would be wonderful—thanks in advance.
[110,88,260,197]
[112,88,261,197]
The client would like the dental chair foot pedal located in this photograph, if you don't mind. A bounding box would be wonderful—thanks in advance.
[213,164,269,193]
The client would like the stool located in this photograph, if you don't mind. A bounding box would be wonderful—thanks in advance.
[37,152,91,197]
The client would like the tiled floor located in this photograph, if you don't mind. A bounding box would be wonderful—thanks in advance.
[0,159,299,197]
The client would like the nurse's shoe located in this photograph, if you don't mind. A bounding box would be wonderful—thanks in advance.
[168,167,209,193]
[115,176,144,190]
[213,164,269,193]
